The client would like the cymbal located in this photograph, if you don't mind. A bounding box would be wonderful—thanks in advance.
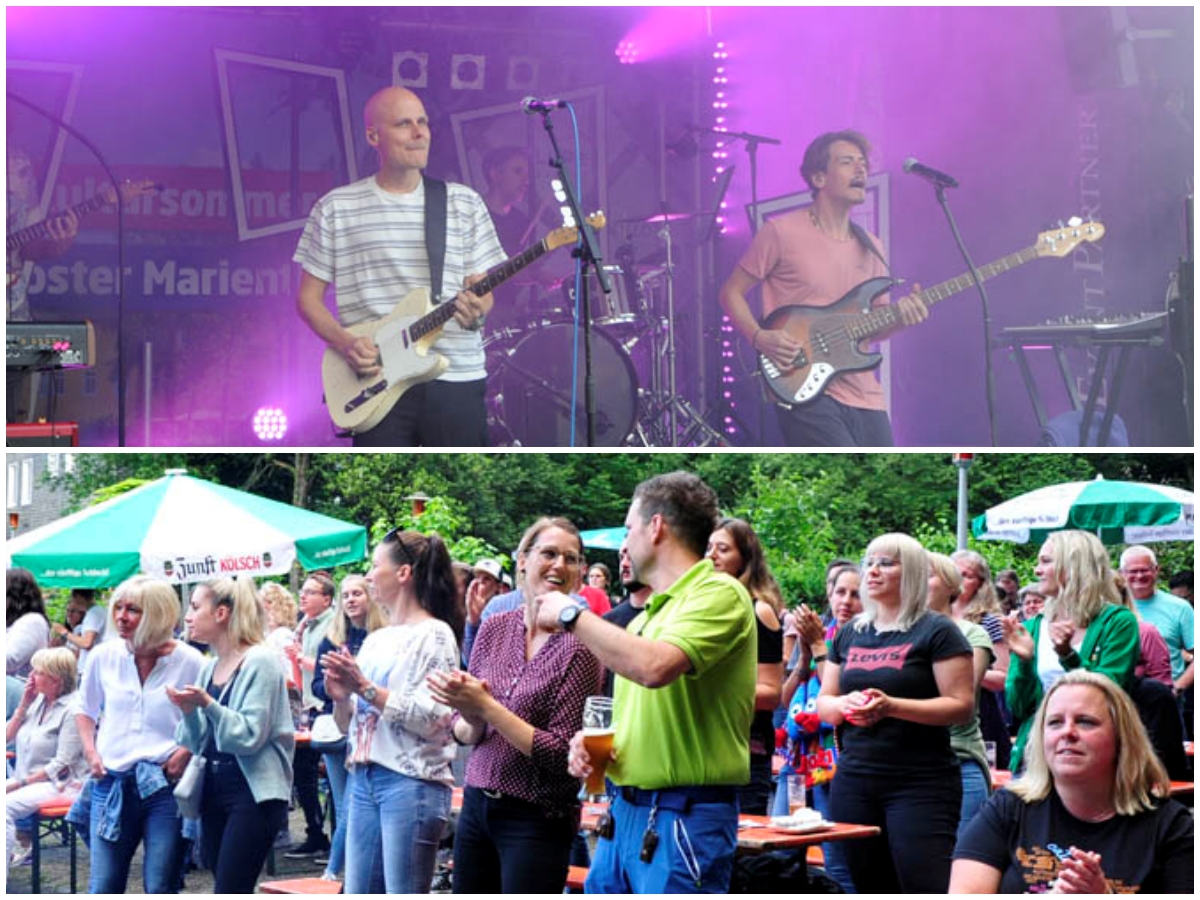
[617,210,712,224]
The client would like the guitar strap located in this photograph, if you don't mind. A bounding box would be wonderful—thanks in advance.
[849,221,890,274]
[423,176,448,303]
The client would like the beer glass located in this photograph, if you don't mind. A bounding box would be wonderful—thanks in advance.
[581,696,614,796]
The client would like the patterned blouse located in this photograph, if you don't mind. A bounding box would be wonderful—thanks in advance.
[463,608,604,813]
[346,620,459,788]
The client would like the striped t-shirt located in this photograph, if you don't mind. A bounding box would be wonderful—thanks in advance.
[294,176,507,382]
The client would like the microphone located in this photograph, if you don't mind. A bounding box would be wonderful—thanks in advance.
[520,96,567,115]
[903,157,959,189]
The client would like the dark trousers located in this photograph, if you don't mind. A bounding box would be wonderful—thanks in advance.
[830,766,961,893]
[736,753,774,816]
[352,379,487,447]
[452,786,577,894]
[292,743,325,841]
[775,394,893,447]
[200,760,288,893]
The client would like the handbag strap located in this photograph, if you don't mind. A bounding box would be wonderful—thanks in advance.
[424,175,448,303]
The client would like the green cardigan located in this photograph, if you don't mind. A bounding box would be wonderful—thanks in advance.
[176,644,296,805]
[1006,603,1140,769]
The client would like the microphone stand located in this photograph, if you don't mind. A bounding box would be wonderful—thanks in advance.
[7,91,128,447]
[534,106,612,447]
[931,183,998,446]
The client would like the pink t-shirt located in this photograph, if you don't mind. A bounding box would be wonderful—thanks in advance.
[737,208,889,410]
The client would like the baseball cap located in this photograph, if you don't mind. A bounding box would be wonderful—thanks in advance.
[474,559,503,581]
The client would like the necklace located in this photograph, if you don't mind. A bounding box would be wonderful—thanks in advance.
[809,207,852,243]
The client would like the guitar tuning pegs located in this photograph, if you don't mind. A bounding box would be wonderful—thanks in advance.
[1068,216,1082,228]
[1056,219,1065,228]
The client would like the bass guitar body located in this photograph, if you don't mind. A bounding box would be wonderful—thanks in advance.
[321,287,446,434]
[758,276,897,406]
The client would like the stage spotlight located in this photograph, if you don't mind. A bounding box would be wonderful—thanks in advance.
[252,407,288,442]
[615,40,640,65]
[393,51,428,88]
[506,55,538,92]
[450,54,486,90]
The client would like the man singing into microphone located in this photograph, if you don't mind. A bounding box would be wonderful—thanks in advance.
[294,86,506,446]
[719,130,927,446]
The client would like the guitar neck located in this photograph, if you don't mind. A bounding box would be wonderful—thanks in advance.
[853,244,1042,340]
[409,237,553,340]
[6,192,114,253]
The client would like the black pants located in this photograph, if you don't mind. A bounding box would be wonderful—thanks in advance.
[775,394,893,447]
[291,743,325,842]
[352,379,487,447]
[452,786,577,894]
[200,760,288,893]
[736,753,774,816]
[830,766,961,893]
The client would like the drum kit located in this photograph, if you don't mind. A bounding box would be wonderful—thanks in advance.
[485,212,728,448]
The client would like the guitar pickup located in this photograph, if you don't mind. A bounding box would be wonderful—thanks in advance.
[344,379,389,413]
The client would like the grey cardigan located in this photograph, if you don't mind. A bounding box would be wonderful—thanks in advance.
[175,644,295,805]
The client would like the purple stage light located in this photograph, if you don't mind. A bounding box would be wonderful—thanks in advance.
[252,407,288,442]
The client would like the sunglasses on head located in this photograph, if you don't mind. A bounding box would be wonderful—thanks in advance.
[383,528,416,568]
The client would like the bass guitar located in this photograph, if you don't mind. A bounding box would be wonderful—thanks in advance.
[6,179,159,286]
[323,213,606,434]
[758,218,1106,406]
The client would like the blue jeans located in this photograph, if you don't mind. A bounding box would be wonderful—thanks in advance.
[957,759,991,841]
[586,789,738,894]
[88,774,184,893]
[322,751,349,878]
[343,764,449,894]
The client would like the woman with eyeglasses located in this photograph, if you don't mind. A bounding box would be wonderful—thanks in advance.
[167,576,294,893]
[816,534,974,893]
[320,530,462,894]
[427,516,603,894]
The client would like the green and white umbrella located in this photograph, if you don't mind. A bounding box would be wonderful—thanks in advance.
[972,476,1194,545]
[580,527,626,551]
[6,470,367,588]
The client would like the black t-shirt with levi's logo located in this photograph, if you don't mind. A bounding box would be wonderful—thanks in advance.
[829,611,972,776]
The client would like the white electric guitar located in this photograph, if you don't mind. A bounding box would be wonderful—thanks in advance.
[322,213,606,434]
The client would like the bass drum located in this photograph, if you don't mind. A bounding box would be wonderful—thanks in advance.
[490,322,638,447]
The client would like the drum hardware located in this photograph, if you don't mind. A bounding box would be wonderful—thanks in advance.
[625,213,728,447]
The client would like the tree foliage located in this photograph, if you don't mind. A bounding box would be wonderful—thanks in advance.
[53,452,1193,606]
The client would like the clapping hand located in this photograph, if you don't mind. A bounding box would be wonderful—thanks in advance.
[1048,619,1077,658]
[1050,847,1108,894]
[795,604,826,648]
[320,647,363,702]
[845,688,892,727]
[1002,612,1035,661]
[426,670,493,726]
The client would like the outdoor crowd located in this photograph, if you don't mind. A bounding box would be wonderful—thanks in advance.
[5,470,1195,894]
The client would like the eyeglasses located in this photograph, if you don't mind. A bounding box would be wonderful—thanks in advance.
[864,556,899,570]
[529,546,583,568]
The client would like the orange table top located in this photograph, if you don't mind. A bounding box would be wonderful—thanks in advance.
[992,769,1192,798]
[736,815,880,855]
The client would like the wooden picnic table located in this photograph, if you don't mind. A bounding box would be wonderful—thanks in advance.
[735,815,881,856]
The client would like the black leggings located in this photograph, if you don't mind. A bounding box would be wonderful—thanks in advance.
[829,766,961,893]
[200,760,288,893]
[452,786,577,894]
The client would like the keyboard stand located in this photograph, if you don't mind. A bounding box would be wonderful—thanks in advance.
[1001,334,1162,446]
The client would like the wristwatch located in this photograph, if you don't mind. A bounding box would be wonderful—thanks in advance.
[360,683,379,703]
[558,603,583,633]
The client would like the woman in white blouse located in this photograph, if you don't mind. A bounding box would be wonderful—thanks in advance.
[5,648,87,865]
[76,575,204,894]
[6,569,50,679]
[322,529,462,894]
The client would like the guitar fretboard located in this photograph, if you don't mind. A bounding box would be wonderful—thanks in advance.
[408,238,553,341]
[6,192,115,252]
[843,245,1042,342]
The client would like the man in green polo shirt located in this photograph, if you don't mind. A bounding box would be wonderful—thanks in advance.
[536,471,756,893]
